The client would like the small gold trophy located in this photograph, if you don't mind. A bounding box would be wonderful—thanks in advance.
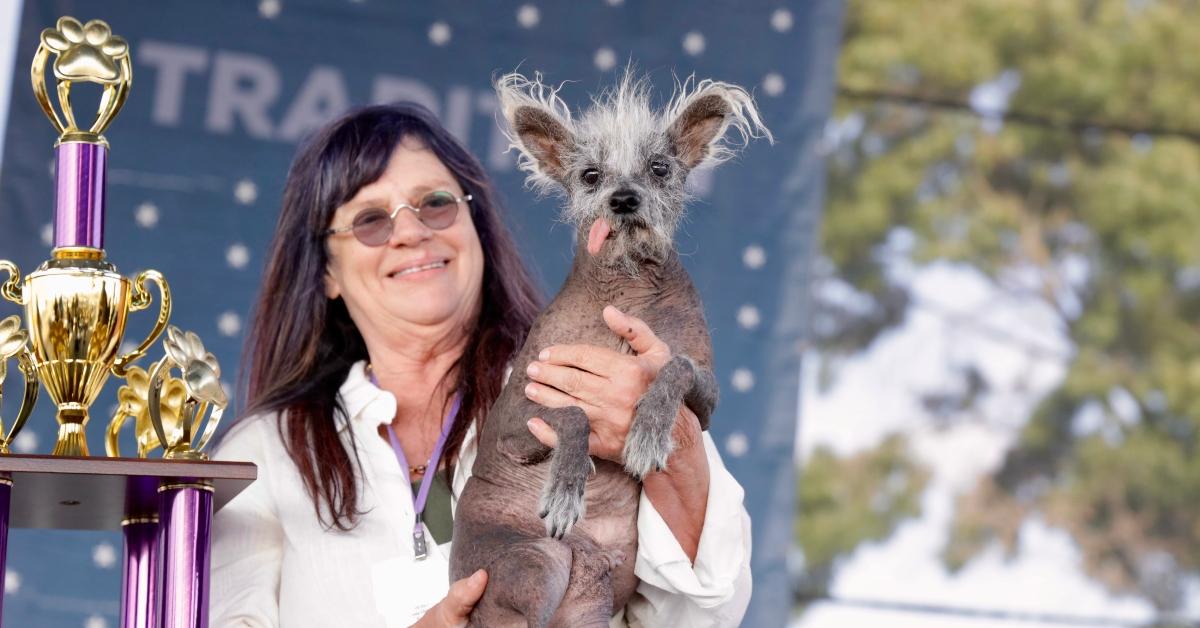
[0,17,227,459]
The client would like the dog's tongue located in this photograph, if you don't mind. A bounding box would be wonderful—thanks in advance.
[587,217,611,256]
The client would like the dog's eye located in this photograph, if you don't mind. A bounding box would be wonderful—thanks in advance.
[581,168,601,186]
[650,160,670,177]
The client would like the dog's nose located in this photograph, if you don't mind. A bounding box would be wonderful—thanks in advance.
[609,190,641,214]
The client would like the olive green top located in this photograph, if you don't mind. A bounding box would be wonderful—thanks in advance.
[414,468,453,545]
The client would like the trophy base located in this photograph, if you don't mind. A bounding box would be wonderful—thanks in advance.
[52,421,89,457]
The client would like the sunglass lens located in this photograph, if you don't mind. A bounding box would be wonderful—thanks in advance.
[419,192,459,230]
[352,210,393,246]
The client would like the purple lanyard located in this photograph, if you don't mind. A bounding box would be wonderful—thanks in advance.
[370,368,460,559]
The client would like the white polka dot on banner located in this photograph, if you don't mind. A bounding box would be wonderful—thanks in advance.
[40,223,53,246]
[605,0,624,6]
[731,368,755,392]
[92,542,117,569]
[771,8,794,32]
[682,31,705,56]
[119,340,137,356]
[135,202,159,228]
[226,243,250,269]
[4,570,18,594]
[429,21,452,46]
[258,0,281,19]
[763,72,786,97]
[517,4,540,28]
[594,47,617,71]
[737,304,761,330]
[743,244,766,269]
[218,311,242,337]
[725,431,749,457]
[84,616,108,628]
[13,431,37,454]
[234,179,258,205]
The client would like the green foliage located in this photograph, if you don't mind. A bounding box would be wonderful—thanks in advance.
[805,0,1200,611]
[795,435,930,595]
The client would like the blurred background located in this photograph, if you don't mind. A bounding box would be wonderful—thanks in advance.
[0,1,831,626]
[793,2,1199,627]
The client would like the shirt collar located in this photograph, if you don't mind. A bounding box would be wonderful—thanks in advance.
[334,360,397,433]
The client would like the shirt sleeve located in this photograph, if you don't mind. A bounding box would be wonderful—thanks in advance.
[623,432,753,628]
[210,418,286,628]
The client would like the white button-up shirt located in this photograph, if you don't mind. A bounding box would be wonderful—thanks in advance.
[210,362,752,627]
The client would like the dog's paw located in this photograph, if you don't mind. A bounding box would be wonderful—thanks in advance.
[538,453,593,539]
[623,388,675,479]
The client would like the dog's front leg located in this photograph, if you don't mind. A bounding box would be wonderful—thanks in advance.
[497,400,594,539]
[536,406,593,539]
[623,354,718,479]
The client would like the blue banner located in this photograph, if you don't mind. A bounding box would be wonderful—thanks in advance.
[0,1,842,625]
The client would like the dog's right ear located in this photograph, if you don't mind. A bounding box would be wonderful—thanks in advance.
[496,73,576,189]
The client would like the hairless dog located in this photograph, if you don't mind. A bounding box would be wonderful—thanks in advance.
[450,71,771,627]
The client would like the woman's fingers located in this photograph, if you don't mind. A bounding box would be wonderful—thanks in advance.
[527,417,609,458]
[414,569,487,628]
[602,305,670,360]
[536,343,623,377]
[526,360,605,398]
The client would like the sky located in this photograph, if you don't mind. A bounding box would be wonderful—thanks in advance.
[791,260,1169,627]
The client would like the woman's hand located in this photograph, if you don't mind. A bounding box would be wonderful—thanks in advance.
[523,306,672,463]
[524,305,712,561]
[412,570,487,628]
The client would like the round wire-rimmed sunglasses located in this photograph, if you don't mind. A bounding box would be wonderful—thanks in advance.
[324,191,473,247]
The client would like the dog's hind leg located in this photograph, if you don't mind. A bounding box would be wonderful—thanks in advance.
[549,544,624,628]
[623,354,718,479]
[469,537,573,628]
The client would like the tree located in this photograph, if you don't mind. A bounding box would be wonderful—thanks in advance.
[801,0,1200,613]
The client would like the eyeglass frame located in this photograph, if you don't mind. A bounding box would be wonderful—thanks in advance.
[323,191,474,245]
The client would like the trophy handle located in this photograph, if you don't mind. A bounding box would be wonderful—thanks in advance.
[146,358,174,454]
[105,400,134,458]
[113,270,171,377]
[0,351,39,455]
[189,399,224,457]
[0,261,24,305]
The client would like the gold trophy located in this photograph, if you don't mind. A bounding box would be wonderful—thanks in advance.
[0,17,226,458]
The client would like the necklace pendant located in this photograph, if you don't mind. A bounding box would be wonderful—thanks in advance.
[413,524,428,560]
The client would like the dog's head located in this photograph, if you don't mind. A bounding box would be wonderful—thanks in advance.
[496,71,772,273]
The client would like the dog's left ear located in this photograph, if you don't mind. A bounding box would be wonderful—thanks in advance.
[495,72,577,190]
[666,80,773,169]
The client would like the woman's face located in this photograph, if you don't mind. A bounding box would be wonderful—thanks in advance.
[324,139,485,344]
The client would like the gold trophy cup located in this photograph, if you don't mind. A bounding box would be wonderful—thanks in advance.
[0,17,172,456]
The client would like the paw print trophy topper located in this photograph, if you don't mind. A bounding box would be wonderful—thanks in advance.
[145,327,229,460]
[32,16,131,144]
[105,362,188,459]
[0,16,173,457]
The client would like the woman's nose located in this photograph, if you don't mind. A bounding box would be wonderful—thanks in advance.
[387,208,433,246]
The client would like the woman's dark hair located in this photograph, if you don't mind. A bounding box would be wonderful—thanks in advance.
[238,102,542,530]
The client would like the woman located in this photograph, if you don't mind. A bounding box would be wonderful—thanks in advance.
[210,102,751,627]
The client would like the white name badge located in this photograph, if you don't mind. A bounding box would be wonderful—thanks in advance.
[371,533,452,627]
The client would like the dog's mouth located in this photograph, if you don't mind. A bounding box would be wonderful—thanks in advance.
[587,215,652,256]
[586,217,613,255]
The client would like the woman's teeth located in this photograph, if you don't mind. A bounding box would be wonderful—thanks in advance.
[389,261,447,277]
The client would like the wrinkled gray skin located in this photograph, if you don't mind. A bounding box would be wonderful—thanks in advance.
[449,72,770,628]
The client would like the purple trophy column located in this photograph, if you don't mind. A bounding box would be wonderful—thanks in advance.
[54,142,107,249]
[159,482,213,628]
[0,476,10,625]
[121,516,159,628]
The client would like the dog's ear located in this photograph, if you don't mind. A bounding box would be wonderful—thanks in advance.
[665,79,773,169]
[496,73,576,188]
